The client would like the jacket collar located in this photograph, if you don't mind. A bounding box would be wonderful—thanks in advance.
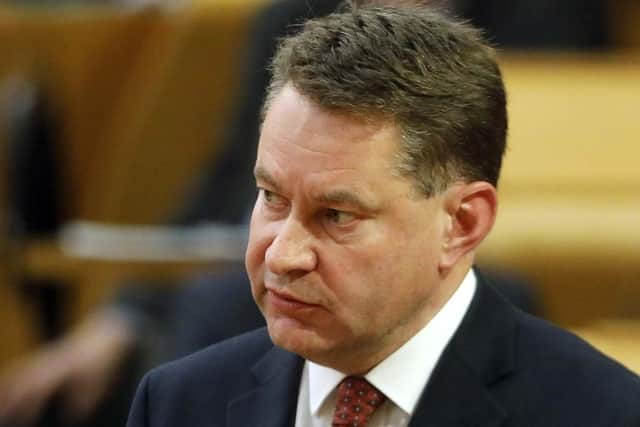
[227,344,303,427]
[409,271,518,427]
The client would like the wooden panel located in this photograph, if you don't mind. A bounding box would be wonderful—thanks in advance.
[0,5,164,220]
[90,1,265,223]
[0,2,266,337]
[498,54,640,192]
[478,54,640,326]
[64,1,266,321]
[0,2,266,223]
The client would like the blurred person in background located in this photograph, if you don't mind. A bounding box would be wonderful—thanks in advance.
[0,0,611,426]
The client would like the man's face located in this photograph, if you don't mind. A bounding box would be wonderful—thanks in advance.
[246,85,451,373]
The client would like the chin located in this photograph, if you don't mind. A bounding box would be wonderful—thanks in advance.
[266,316,332,358]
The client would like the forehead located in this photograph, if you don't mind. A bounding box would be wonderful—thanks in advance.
[257,85,400,174]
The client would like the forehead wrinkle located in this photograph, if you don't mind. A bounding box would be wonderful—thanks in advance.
[275,134,338,158]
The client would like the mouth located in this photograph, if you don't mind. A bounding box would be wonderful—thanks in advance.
[265,288,322,313]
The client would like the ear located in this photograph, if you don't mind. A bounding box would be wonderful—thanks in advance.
[439,182,497,271]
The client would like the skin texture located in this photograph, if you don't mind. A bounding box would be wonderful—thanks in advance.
[245,85,496,374]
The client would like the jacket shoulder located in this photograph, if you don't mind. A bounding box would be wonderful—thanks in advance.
[516,312,638,381]
[508,312,640,425]
[152,326,271,387]
[133,328,274,427]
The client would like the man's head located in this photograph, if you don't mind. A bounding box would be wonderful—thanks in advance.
[246,4,507,374]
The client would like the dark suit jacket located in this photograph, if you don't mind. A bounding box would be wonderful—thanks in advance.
[127,274,640,427]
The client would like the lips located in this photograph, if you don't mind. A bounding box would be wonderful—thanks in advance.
[266,288,321,312]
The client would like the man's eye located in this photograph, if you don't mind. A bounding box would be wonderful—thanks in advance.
[325,208,356,225]
[262,189,285,206]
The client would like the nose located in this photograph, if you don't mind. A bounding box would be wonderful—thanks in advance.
[265,217,317,276]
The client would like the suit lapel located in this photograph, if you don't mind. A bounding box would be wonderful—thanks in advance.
[227,345,304,427]
[409,349,507,427]
[409,272,518,427]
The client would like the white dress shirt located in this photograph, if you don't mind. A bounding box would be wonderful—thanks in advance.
[294,269,477,427]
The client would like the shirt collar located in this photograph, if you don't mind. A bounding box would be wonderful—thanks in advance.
[307,268,477,415]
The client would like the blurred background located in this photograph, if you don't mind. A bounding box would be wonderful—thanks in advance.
[0,0,638,426]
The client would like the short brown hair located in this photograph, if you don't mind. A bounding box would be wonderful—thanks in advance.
[264,4,507,196]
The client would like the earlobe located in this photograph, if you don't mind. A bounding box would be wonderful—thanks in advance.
[439,182,497,271]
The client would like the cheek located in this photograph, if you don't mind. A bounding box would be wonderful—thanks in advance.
[349,230,437,306]
[245,233,262,272]
[245,213,272,280]
[321,246,388,309]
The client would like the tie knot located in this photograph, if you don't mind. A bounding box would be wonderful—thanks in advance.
[332,376,387,426]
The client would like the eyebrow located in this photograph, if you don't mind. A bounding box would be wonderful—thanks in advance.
[254,166,283,193]
[254,165,379,213]
[316,189,379,213]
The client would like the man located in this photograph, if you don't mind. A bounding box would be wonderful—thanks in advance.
[127,4,640,427]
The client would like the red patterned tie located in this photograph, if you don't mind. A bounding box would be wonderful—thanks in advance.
[332,376,387,426]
